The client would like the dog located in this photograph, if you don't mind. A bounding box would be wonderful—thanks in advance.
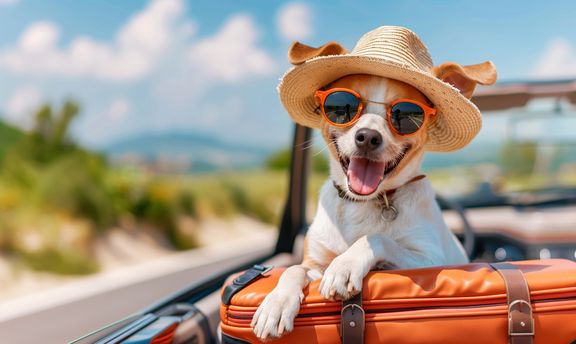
[251,26,496,340]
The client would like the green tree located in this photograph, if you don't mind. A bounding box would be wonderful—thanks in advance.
[52,101,79,151]
[21,100,80,163]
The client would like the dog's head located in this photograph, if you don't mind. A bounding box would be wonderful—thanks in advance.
[291,48,496,200]
[290,40,496,200]
[318,75,431,200]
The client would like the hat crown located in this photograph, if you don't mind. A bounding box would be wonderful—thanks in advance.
[351,26,433,71]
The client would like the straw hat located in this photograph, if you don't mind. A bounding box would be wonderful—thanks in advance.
[278,26,493,152]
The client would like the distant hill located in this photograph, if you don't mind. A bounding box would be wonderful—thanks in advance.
[103,131,273,172]
[102,131,576,174]
[101,132,520,174]
[0,121,24,161]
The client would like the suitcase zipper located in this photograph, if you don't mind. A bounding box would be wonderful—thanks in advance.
[226,296,576,322]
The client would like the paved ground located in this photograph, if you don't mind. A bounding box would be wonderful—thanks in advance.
[0,235,274,344]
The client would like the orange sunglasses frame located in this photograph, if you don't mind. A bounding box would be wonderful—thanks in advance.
[314,88,437,136]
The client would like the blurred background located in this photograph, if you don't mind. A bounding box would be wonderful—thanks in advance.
[0,0,575,342]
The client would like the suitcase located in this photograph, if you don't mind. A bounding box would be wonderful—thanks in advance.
[220,259,576,344]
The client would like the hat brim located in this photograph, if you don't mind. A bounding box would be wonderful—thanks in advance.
[278,54,482,152]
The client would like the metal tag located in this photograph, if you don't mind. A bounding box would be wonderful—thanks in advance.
[381,205,398,221]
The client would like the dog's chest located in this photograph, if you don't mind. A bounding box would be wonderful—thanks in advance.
[309,180,432,260]
[315,186,408,250]
[337,201,388,243]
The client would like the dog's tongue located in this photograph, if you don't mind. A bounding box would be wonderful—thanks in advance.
[347,157,386,195]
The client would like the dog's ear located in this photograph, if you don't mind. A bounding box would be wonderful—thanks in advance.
[432,61,497,98]
[288,41,348,65]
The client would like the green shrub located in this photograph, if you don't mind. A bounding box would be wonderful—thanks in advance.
[223,182,276,224]
[19,249,98,275]
[265,148,291,171]
[131,181,198,250]
[177,190,197,217]
[0,153,38,190]
[2,153,116,230]
[265,147,329,173]
[37,152,116,230]
[0,121,23,163]
[500,141,537,176]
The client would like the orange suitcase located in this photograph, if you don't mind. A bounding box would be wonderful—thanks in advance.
[220,259,576,344]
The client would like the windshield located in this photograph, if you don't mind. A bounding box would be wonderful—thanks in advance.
[423,99,576,199]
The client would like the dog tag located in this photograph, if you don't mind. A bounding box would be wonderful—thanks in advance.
[381,205,398,221]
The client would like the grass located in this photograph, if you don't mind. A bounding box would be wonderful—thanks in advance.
[169,170,328,224]
[19,249,99,275]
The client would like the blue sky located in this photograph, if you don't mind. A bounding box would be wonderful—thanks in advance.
[0,0,575,149]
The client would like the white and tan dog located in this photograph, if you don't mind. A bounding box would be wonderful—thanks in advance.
[251,26,496,340]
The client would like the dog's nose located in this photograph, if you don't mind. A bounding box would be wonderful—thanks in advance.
[355,128,382,151]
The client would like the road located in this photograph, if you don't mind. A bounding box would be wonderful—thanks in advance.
[0,237,274,344]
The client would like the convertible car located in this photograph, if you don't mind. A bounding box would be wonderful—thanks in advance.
[73,79,576,343]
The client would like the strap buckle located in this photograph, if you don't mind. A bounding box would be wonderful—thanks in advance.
[340,294,365,344]
[341,303,365,315]
[222,265,272,305]
[232,264,271,285]
[508,299,535,336]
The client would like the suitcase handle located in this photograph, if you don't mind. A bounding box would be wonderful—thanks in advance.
[222,265,272,305]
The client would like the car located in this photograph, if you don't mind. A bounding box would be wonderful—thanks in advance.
[72,79,576,344]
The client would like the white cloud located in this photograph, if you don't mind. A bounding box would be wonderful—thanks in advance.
[19,22,59,52]
[105,99,131,121]
[0,0,192,82]
[188,14,276,82]
[0,0,276,89]
[3,86,43,128]
[533,38,576,78]
[0,0,19,6]
[152,14,276,107]
[277,2,312,41]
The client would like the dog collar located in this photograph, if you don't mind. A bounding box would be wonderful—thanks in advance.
[332,174,426,221]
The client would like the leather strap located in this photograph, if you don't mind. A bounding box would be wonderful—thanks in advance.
[222,265,271,305]
[341,292,365,344]
[491,263,534,344]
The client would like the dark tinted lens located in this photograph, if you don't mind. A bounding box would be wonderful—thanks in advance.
[323,91,360,125]
[389,102,425,135]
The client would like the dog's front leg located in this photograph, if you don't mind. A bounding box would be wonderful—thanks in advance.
[319,236,374,300]
[320,234,441,300]
[251,264,310,340]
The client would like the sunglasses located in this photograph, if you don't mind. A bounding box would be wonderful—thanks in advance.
[314,88,437,136]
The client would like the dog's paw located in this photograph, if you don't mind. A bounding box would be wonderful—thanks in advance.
[251,289,302,340]
[319,254,369,300]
